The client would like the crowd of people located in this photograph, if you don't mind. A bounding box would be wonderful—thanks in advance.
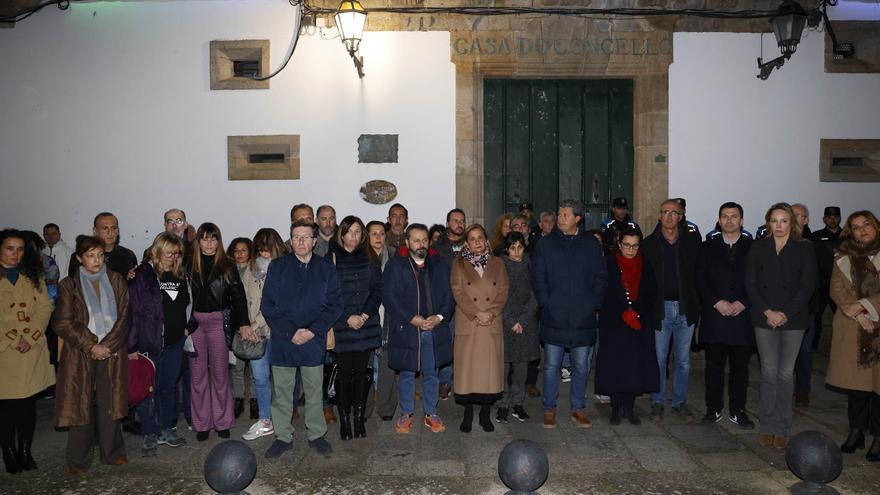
[1,197,878,476]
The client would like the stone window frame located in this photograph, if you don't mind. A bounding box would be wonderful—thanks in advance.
[210,40,270,90]
[227,135,300,181]
[819,139,880,183]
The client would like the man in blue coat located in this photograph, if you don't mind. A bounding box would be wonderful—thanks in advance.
[532,199,607,429]
[260,219,342,459]
[383,224,455,434]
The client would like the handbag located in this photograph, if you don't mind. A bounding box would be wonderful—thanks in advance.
[232,326,267,360]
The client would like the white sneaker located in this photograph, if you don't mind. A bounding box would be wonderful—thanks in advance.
[242,420,274,441]
[594,394,611,404]
[560,367,572,383]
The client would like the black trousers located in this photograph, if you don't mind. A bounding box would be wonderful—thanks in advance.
[526,358,540,387]
[848,390,880,435]
[611,393,635,411]
[704,343,752,414]
[0,394,37,452]
[335,350,372,410]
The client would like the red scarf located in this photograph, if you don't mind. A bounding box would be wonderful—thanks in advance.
[615,252,642,300]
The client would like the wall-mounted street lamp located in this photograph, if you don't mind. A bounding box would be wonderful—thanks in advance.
[757,0,807,80]
[335,0,367,78]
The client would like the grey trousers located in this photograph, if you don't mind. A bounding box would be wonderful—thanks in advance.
[501,361,528,408]
[67,360,126,470]
[376,345,399,419]
[755,327,805,437]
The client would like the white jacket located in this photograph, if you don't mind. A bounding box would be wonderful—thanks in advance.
[42,239,74,280]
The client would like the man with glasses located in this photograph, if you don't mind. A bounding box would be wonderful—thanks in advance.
[641,199,701,421]
[143,209,193,269]
[261,219,342,459]
[509,215,535,255]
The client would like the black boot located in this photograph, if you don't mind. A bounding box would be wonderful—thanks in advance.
[623,408,642,426]
[353,405,366,439]
[867,437,880,462]
[459,404,473,433]
[339,406,353,441]
[610,407,622,425]
[17,438,36,470]
[479,405,494,432]
[2,445,20,474]
[841,429,865,453]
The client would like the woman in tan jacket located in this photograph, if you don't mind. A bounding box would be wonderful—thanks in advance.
[0,229,55,474]
[53,236,130,475]
[451,224,509,433]
[826,210,880,462]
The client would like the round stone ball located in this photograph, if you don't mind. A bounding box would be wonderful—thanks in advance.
[204,440,258,494]
[785,430,843,485]
[498,439,549,494]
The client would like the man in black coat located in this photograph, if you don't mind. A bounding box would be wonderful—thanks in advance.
[640,199,701,421]
[696,202,755,429]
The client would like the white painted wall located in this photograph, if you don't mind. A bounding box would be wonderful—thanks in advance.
[669,30,880,235]
[0,0,455,255]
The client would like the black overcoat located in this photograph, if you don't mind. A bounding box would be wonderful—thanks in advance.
[696,235,755,347]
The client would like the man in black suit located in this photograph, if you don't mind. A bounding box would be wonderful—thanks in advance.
[696,202,755,429]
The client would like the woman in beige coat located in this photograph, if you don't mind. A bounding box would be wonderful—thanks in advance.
[451,224,509,433]
[0,229,55,474]
[826,210,880,462]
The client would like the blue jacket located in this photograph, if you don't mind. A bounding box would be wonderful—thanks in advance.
[329,243,382,353]
[261,253,343,367]
[382,248,454,372]
[532,229,607,347]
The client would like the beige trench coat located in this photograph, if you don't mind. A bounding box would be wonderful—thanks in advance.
[451,256,509,396]
[0,276,55,399]
[826,253,880,394]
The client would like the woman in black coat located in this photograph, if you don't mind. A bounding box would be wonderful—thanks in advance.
[595,228,660,425]
[329,216,382,441]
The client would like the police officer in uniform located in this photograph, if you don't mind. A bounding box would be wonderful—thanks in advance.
[600,197,641,253]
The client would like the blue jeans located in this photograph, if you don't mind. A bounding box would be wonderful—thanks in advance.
[795,320,816,394]
[249,339,273,420]
[438,317,454,386]
[650,301,695,407]
[137,337,186,434]
[542,343,592,411]
[399,331,439,416]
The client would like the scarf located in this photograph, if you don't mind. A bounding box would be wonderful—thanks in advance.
[851,252,880,369]
[616,252,643,330]
[79,265,118,342]
[254,257,270,282]
[460,244,490,269]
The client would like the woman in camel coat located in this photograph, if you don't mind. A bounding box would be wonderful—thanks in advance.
[451,224,509,433]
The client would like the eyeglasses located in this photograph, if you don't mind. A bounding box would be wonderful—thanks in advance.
[660,210,682,217]
[620,242,640,250]
[162,251,181,258]
[510,223,528,229]
[165,218,185,226]
[291,235,315,243]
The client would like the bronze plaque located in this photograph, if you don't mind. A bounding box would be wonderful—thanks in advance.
[359,180,398,204]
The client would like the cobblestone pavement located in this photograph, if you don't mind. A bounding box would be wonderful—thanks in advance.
[2,322,878,494]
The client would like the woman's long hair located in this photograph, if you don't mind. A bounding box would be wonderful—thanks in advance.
[226,237,254,271]
[838,210,880,257]
[763,202,802,241]
[253,228,288,261]
[0,229,44,290]
[192,223,233,283]
[489,213,513,252]
[148,232,185,278]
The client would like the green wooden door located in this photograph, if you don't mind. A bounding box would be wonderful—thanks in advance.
[483,79,633,230]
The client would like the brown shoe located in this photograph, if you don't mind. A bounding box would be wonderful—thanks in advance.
[543,410,557,429]
[759,433,774,447]
[439,383,450,401]
[773,436,789,450]
[110,456,128,466]
[234,398,245,419]
[526,384,541,398]
[794,392,810,408]
[571,410,593,429]
[249,398,259,420]
[324,406,337,424]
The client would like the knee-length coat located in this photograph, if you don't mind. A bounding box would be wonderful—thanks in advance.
[826,252,880,394]
[595,254,660,396]
[52,272,130,427]
[0,275,55,399]
[451,255,509,395]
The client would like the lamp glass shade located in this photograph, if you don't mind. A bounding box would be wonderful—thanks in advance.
[335,0,366,53]
[770,1,807,55]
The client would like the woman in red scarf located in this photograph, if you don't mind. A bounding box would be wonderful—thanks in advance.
[595,228,660,425]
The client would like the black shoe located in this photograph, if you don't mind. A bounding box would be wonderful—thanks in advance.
[460,405,473,433]
[495,407,509,424]
[233,398,244,419]
[16,439,36,470]
[701,410,722,424]
[610,407,622,426]
[624,409,642,426]
[841,429,865,453]
[380,415,394,422]
[2,446,21,474]
[122,419,142,435]
[339,408,353,441]
[511,405,530,422]
[353,406,366,439]
[217,429,230,439]
[867,437,880,462]
[264,439,292,459]
[728,411,756,430]
[196,431,209,442]
[308,436,333,457]
[479,406,494,432]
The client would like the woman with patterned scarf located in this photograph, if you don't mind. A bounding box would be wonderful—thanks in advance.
[826,210,880,462]
[451,224,509,433]
[53,235,130,475]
